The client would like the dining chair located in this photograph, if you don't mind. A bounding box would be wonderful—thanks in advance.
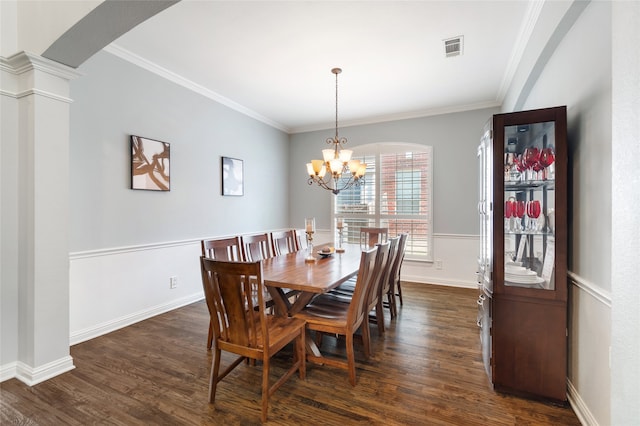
[270,229,299,256]
[388,233,408,316]
[240,233,273,262]
[293,247,378,386]
[318,240,392,343]
[374,236,400,332]
[201,236,242,262]
[201,236,243,349]
[199,257,306,422]
[360,227,388,249]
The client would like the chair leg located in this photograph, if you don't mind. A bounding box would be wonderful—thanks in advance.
[207,320,214,349]
[346,333,356,386]
[387,291,397,318]
[361,321,371,360]
[376,301,385,335]
[298,329,306,379]
[397,280,403,306]
[261,355,270,422]
[209,348,222,403]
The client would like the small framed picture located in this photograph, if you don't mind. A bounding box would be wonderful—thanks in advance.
[131,135,170,191]
[221,156,244,196]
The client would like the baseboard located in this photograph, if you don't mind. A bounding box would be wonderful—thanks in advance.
[1,356,76,386]
[568,378,599,426]
[0,361,18,383]
[70,292,204,345]
[402,274,477,289]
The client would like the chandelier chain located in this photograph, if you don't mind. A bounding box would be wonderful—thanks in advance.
[335,69,339,140]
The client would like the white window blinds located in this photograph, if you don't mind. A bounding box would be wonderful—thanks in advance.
[335,144,433,260]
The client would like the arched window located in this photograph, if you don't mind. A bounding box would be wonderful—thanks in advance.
[334,142,433,261]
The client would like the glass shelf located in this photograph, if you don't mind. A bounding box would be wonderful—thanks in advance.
[505,180,555,191]
[505,230,553,236]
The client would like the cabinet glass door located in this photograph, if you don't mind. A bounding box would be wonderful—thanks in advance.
[478,125,493,294]
[503,121,556,291]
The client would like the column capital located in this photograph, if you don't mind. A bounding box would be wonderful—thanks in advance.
[1,51,82,101]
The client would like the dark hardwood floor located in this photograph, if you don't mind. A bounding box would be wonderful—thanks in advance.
[0,283,581,425]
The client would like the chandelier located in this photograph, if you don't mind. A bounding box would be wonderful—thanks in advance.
[306,68,366,195]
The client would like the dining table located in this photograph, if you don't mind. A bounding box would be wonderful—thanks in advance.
[262,243,364,357]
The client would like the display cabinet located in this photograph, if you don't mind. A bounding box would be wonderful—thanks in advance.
[477,106,567,402]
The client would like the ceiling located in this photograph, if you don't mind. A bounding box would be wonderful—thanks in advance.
[107,1,536,134]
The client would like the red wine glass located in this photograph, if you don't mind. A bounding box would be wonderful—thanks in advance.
[539,147,555,179]
[515,200,525,232]
[529,200,541,231]
[523,147,540,180]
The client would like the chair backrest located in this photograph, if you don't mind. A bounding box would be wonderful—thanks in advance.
[201,236,242,261]
[241,233,273,262]
[200,257,268,349]
[346,248,378,330]
[379,236,400,298]
[270,230,298,256]
[388,233,408,291]
[365,241,391,313]
[294,229,306,250]
[360,227,389,248]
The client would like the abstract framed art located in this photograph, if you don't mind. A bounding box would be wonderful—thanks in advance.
[221,156,244,196]
[131,135,170,191]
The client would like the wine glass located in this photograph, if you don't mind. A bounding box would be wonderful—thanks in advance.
[523,147,540,181]
[526,200,541,232]
[505,198,515,232]
[539,147,555,180]
[531,200,541,231]
[513,154,527,181]
[504,153,516,181]
[515,200,525,232]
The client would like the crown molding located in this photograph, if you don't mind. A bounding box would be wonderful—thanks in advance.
[290,100,501,134]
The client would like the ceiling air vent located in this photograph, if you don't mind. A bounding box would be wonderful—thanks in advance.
[444,36,463,57]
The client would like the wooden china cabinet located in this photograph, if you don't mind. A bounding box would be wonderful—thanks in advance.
[477,106,568,402]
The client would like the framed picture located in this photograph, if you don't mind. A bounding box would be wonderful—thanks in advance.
[131,135,170,191]
[221,156,244,196]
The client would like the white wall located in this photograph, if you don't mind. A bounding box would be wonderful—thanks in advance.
[503,1,614,424]
[0,60,20,380]
[70,240,203,344]
[610,2,640,424]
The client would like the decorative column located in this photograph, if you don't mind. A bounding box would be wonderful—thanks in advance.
[1,52,80,384]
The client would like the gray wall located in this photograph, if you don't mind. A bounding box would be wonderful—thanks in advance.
[519,1,611,293]
[70,51,291,251]
[289,107,499,233]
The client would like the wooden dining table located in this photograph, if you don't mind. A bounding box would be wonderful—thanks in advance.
[262,243,363,317]
[262,243,363,357]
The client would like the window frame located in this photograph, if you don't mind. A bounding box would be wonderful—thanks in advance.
[332,142,433,261]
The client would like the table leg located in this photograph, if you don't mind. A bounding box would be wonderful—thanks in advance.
[266,287,290,317]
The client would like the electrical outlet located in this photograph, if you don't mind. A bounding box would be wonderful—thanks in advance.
[435,259,443,270]
[170,276,178,289]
